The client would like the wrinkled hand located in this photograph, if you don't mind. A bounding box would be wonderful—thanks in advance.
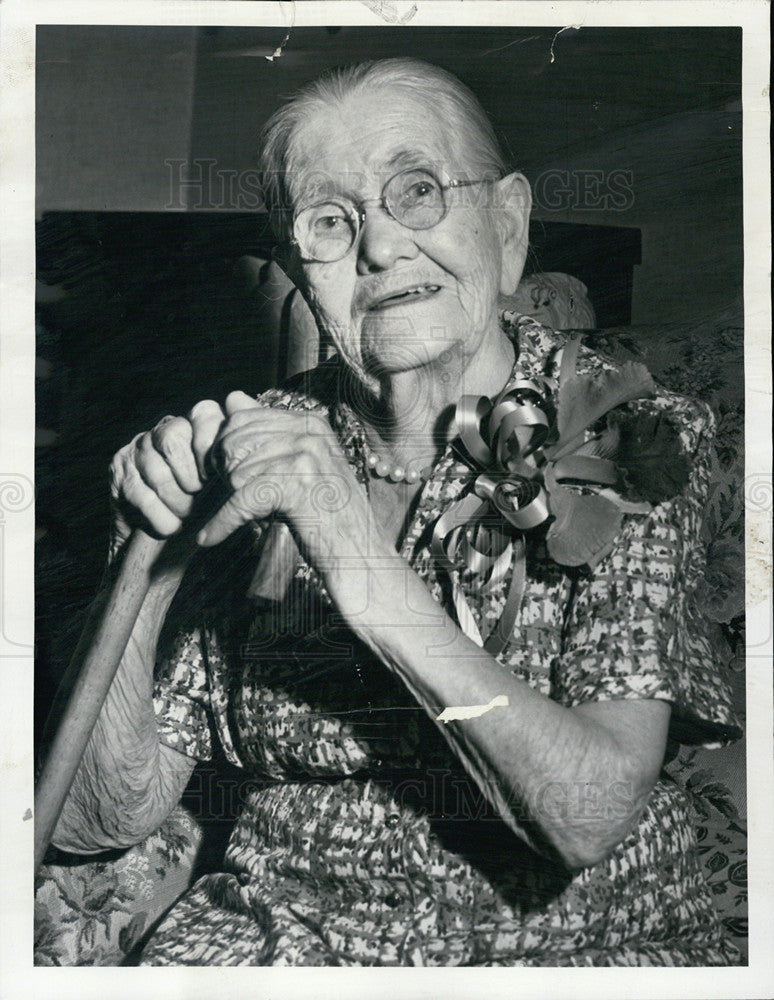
[110,390,368,580]
[109,399,227,555]
[199,391,364,566]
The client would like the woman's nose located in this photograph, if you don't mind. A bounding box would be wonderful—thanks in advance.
[356,208,419,274]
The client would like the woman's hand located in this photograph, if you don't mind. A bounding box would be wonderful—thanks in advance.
[199,391,370,569]
[109,390,373,588]
[109,399,227,554]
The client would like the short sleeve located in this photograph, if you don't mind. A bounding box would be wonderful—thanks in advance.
[153,627,215,761]
[552,392,742,748]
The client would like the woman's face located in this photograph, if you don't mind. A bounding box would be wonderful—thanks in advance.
[283,86,530,386]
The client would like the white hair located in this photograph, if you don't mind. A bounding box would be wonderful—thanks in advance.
[258,57,508,239]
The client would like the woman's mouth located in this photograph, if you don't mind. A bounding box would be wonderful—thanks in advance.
[368,284,441,311]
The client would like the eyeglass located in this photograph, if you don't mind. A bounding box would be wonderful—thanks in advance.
[290,167,490,263]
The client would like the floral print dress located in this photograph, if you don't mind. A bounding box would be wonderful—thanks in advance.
[138,315,741,966]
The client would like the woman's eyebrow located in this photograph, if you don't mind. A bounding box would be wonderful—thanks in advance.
[382,148,435,171]
[293,175,342,206]
[291,150,440,207]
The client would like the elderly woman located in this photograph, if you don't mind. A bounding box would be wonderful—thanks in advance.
[46,58,740,966]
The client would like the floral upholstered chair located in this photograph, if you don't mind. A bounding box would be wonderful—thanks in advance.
[35,806,203,965]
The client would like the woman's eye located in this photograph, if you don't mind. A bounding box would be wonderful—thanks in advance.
[408,180,436,200]
[314,213,347,232]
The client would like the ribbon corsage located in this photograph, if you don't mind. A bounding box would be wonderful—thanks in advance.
[432,335,691,655]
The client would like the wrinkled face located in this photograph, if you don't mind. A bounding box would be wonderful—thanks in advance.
[283,86,523,386]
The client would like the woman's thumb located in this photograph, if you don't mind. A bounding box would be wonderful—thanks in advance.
[224,390,259,417]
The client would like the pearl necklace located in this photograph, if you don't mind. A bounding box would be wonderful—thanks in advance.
[363,444,433,484]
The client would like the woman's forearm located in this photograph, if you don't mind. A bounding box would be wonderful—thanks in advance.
[325,544,668,871]
[50,568,196,854]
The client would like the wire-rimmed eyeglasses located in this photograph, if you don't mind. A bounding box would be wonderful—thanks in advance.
[290,167,491,263]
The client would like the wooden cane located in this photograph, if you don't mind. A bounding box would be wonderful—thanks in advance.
[34,529,167,873]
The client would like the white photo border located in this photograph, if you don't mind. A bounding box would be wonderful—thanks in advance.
[1,2,771,997]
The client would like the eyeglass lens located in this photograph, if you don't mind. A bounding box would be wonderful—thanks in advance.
[293,169,447,262]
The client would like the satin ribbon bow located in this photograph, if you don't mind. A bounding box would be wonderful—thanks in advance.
[431,337,654,656]
[430,377,555,656]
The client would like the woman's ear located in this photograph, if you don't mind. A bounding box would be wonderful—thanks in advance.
[494,172,532,297]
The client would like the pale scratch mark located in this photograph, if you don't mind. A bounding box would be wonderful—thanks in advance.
[265,1,296,62]
[360,0,418,25]
[549,26,581,64]
[265,31,291,62]
[437,695,509,723]
[479,35,541,57]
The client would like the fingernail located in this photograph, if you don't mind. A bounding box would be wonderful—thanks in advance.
[196,529,208,546]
